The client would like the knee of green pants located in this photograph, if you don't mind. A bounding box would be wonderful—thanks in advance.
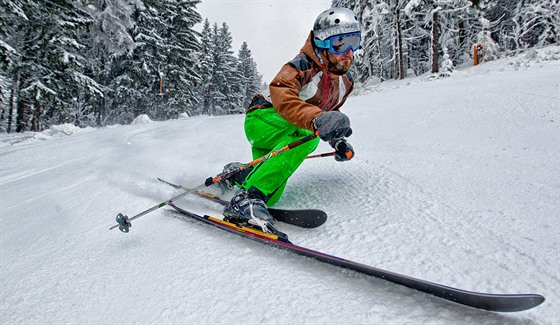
[242,107,321,206]
[242,136,319,206]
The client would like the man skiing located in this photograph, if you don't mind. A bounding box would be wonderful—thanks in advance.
[221,7,360,234]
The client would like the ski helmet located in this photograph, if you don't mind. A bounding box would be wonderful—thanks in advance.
[313,8,361,44]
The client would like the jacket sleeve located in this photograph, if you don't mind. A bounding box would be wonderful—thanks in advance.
[268,64,323,131]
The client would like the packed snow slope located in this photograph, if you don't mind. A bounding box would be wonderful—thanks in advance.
[1,48,559,324]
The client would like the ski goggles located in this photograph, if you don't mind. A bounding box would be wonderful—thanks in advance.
[314,32,361,55]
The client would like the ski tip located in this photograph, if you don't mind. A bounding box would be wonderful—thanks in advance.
[473,293,546,312]
[513,294,546,312]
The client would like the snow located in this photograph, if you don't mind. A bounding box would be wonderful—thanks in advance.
[132,114,153,124]
[1,48,559,323]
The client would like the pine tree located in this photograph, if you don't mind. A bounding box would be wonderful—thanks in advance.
[236,42,262,110]
[511,0,559,49]
[194,19,264,116]
[195,18,215,115]
[0,0,26,132]
[0,0,267,130]
[126,0,175,121]
[207,22,241,115]
[334,0,486,80]
[2,0,96,132]
[163,0,202,118]
[80,0,136,126]
[353,1,394,81]
[404,0,474,74]
[206,23,225,115]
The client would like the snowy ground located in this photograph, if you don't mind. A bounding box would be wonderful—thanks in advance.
[1,47,559,324]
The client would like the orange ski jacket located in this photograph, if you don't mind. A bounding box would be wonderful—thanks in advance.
[248,32,354,131]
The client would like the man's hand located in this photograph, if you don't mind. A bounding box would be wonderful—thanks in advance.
[313,111,352,141]
[330,138,355,162]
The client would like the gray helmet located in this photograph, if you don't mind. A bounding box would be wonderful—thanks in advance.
[313,7,361,41]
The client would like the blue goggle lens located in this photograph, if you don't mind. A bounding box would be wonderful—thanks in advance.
[330,32,361,54]
[315,32,361,54]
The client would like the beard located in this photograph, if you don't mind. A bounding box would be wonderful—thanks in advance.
[326,52,353,75]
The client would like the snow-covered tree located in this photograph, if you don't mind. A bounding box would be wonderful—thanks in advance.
[107,0,202,123]
[335,0,411,81]
[204,22,242,115]
[477,29,501,61]
[1,0,96,132]
[332,0,508,81]
[217,23,243,114]
[351,2,391,81]
[193,19,263,116]
[439,47,454,77]
[162,0,202,118]
[511,0,559,50]
[126,0,174,120]
[404,0,473,74]
[194,18,214,115]
[0,0,270,131]
[236,42,263,110]
[0,0,26,132]
[206,22,227,115]
[80,0,137,126]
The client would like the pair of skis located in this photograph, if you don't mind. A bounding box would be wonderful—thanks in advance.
[157,178,327,231]
[154,178,544,313]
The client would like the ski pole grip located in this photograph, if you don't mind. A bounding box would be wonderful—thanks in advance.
[205,176,215,187]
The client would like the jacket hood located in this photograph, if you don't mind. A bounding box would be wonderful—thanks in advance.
[300,31,329,69]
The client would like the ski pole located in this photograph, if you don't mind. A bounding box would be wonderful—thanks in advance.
[306,151,336,159]
[204,131,319,187]
[110,183,208,232]
[110,131,319,233]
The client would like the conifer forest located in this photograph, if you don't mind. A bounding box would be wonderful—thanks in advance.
[1,0,558,133]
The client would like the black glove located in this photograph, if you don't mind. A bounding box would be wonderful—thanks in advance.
[330,138,355,162]
[313,111,352,141]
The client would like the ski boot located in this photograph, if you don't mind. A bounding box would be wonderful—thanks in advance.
[223,187,288,239]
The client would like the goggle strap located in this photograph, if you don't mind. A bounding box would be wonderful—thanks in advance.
[314,38,330,49]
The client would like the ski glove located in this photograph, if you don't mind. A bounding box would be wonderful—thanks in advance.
[313,111,352,141]
[330,138,355,162]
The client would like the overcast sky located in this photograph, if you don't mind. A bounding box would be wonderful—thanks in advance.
[196,0,333,83]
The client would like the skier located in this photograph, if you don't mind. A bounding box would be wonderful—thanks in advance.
[222,7,361,232]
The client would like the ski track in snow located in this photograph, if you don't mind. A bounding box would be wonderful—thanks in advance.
[1,49,559,324]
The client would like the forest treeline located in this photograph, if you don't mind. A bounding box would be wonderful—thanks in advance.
[1,0,557,133]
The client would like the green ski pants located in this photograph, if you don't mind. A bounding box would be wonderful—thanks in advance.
[241,107,320,206]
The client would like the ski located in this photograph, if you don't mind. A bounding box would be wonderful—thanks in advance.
[169,203,545,313]
[157,178,327,228]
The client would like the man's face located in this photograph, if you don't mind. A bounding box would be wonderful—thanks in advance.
[326,48,354,73]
